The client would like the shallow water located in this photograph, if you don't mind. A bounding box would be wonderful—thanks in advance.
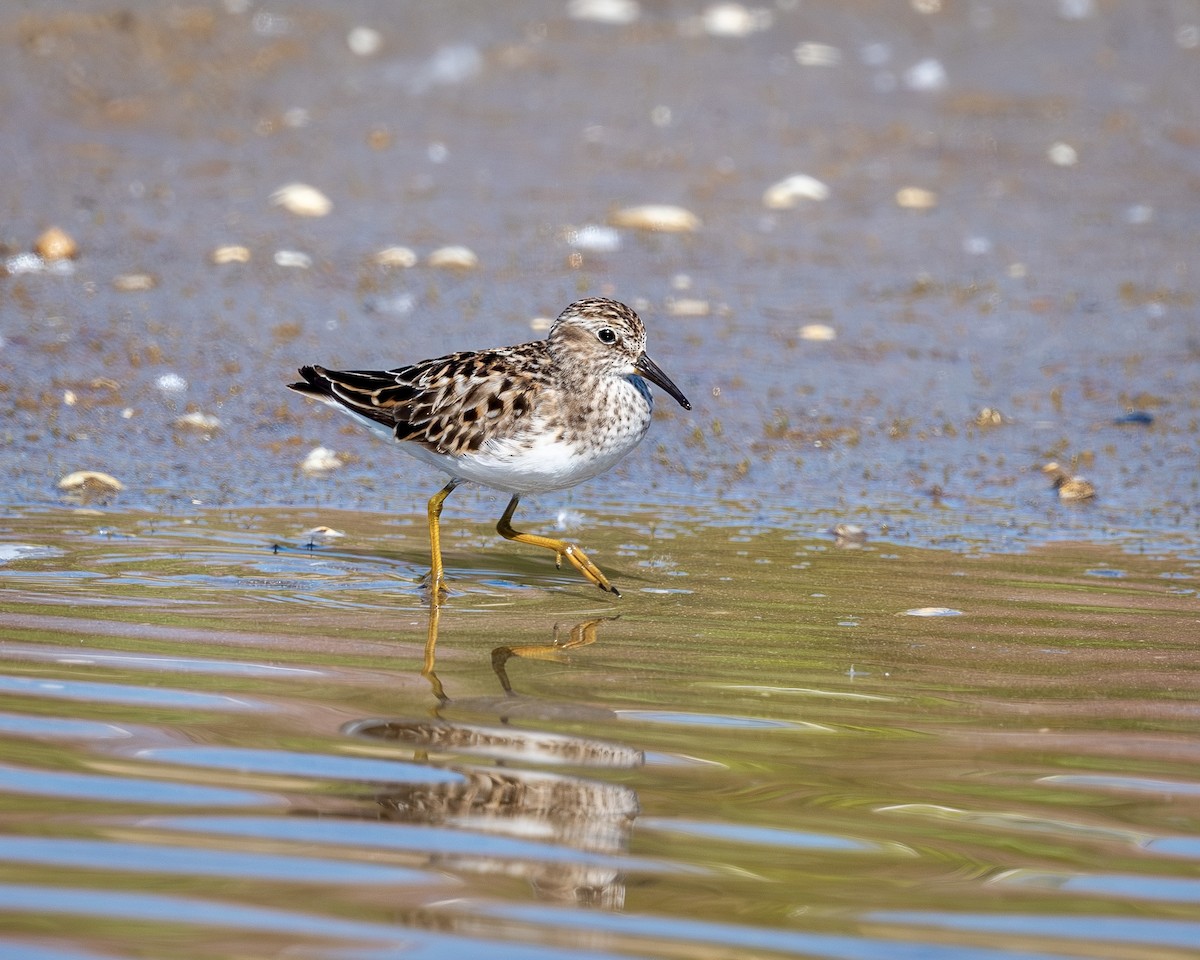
[2,506,1198,959]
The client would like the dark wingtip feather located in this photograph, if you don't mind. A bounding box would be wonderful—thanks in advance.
[287,365,332,397]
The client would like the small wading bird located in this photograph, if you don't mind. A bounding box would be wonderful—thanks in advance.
[288,298,691,598]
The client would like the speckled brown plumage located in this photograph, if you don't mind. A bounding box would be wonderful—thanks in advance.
[288,298,691,596]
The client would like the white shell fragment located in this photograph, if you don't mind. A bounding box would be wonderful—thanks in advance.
[174,411,222,433]
[667,298,710,317]
[610,204,701,232]
[903,58,948,91]
[271,183,333,217]
[895,187,938,210]
[303,525,345,541]
[701,4,773,37]
[568,224,622,253]
[568,0,641,25]
[211,245,251,265]
[347,26,382,56]
[794,43,842,67]
[902,607,964,617]
[427,246,479,269]
[1047,142,1078,167]
[301,447,344,473]
[58,471,125,494]
[799,323,837,342]
[763,174,830,209]
[155,373,188,394]
[112,272,157,292]
[372,246,418,268]
[274,250,313,269]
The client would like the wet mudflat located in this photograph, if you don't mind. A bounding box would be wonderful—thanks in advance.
[1,506,1199,959]
[2,1,1199,957]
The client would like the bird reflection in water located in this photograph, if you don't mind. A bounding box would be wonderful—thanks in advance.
[350,613,641,910]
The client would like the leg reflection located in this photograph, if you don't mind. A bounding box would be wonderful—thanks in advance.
[492,617,618,696]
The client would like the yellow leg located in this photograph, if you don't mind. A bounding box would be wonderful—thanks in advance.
[496,495,620,596]
[421,598,448,703]
[427,479,460,600]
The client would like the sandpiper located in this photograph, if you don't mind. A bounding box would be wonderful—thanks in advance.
[289,298,691,597]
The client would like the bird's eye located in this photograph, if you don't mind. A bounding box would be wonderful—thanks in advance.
[597,327,617,344]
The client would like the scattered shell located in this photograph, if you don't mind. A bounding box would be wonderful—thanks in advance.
[667,298,710,317]
[211,245,251,265]
[832,523,867,548]
[903,58,948,91]
[1043,462,1095,501]
[346,26,382,56]
[5,252,44,275]
[427,245,479,269]
[174,411,222,433]
[902,607,963,617]
[271,183,333,217]
[303,525,345,541]
[895,187,938,210]
[974,407,1006,427]
[799,323,837,342]
[301,446,343,473]
[112,272,157,291]
[567,0,641,25]
[274,250,313,269]
[702,3,772,37]
[35,226,78,261]
[63,390,78,407]
[58,470,125,495]
[763,174,830,209]
[155,373,188,393]
[1047,142,1078,167]
[610,204,701,232]
[569,224,622,253]
[794,43,842,67]
[373,246,418,268]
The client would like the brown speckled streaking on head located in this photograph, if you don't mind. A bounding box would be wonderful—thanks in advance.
[288,298,691,598]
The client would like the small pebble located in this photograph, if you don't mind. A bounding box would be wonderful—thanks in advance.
[896,187,938,209]
[274,250,313,269]
[373,246,418,268]
[63,390,78,407]
[112,272,157,291]
[427,245,479,269]
[763,174,830,209]
[35,226,78,261]
[175,411,222,433]
[302,447,343,473]
[529,316,553,332]
[567,0,641,24]
[1113,410,1153,426]
[974,407,1005,427]
[211,245,251,265]
[5,252,44,275]
[271,183,333,217]
[610,204,701,232]
[799,323,837,342]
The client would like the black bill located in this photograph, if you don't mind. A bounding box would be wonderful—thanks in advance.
[635,352,692,410]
